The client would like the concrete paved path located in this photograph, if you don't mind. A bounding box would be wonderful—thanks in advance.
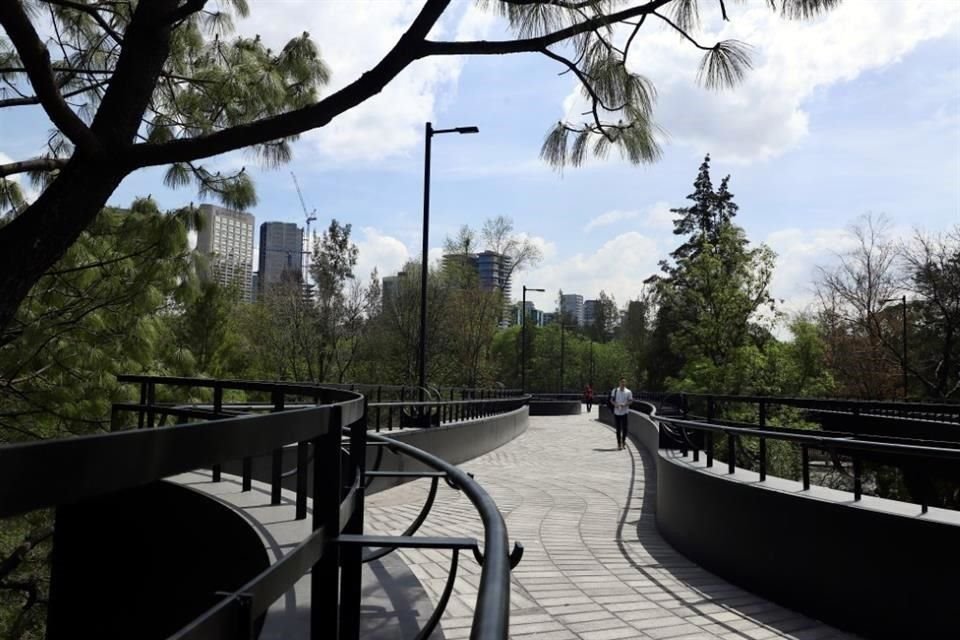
[365,413,857,640]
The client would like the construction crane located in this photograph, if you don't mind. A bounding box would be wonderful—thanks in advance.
[291,171,317,277]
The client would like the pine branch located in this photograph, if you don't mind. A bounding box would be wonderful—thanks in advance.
[0,1,100,151]
[41,0,125,44]
[0,157,69,179]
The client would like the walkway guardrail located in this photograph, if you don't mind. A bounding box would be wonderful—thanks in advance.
[651,410,960,513]
[0,375,520,640]
[635,391,960,425]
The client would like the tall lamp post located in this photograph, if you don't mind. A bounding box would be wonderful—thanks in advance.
[418,122,479,401]
[521,285,544,394]
[880,295,908,399]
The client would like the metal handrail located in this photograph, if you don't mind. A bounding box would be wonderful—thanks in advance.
[657,415,960,462]
[3,374,518,639]
[366,432,515,640]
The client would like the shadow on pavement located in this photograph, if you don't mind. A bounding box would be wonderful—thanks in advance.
[615,431,846,639]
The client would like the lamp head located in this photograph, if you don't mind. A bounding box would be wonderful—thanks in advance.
[456,126,479,134]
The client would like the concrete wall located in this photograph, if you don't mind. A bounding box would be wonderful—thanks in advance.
[48,481,270,640]
[600,406,960,639]
[528,400,582,416]
[365,406,529,493]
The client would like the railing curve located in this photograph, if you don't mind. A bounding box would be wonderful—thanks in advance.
[0,375,521,640]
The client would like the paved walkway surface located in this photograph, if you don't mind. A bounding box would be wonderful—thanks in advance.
[365,413,857,640]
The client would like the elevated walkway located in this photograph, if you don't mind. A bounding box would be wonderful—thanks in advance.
[365,413,855,640]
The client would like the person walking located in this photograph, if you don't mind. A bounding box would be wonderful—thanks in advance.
[610,378,633,450]
[584,384,594,413]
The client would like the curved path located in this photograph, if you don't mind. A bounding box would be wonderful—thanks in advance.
[364,413,856,640]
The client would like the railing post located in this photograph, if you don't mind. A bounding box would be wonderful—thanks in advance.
[242,456,252,492]
[270,389,285,505]
[801,445,810,490]
[727,431,735,474]
[340,399,367,640]
[146,381,156,429]
[296,441,309,520]
[376,386,382,432]
[920,470,929,514]
[853,455,862,500]
[312,405,342,640]
[706,432,713,468]
[137,381,147,429]
[758,399,767,481]
[212,384,223,482]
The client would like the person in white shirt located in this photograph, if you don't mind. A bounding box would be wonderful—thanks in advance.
[610,378,633,450]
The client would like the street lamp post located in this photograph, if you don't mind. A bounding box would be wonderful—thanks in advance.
[521,285,544,394]
[880,295,908,399]
[418,122,479,402]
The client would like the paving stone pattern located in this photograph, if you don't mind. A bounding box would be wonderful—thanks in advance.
[364,414,857,640]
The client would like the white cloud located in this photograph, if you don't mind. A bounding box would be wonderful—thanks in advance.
[642,201,676,231]
[237,2,474,165]
[455,4,499,41]
[562,0,960,164]
[354,227,410,282]
[583,209,641,232]
[521,232,660,308]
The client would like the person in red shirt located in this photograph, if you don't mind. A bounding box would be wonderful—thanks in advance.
[584,384,594,412]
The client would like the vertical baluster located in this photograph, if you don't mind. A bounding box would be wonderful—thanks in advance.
[146,381,156,429]
[376,386,382,433]
[339,400,367,639]
[271,389,284,505]
[759,400,767,481]
[212,384,223,482]
[137,381,147,429]
[312,406,341,640]
[801,445,810,490]
[727,431,735,474]
[296,441,309,520]
[853,455,862,500]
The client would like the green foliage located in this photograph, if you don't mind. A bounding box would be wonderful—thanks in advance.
[0,198,198,639]
[0,199,197,443]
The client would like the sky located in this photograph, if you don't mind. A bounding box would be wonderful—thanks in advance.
[2,0,959,334]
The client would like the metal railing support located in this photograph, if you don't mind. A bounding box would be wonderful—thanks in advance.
[312,405,342,640]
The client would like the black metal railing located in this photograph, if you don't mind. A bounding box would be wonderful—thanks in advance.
[0,375,520,640]
[635,391,960,426]
[647,407,960,514]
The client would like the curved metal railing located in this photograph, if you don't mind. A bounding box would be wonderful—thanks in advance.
[0,375,522,640]
[628,400,960,513]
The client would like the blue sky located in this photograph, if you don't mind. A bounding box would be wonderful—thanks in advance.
[2,0,958,328]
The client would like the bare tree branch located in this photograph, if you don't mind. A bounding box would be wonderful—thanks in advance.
[0,157,68,179]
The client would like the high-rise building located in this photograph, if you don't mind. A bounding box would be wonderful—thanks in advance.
[583,299,599,328]
[443,250,514,326]
[196,204,255,301]
[477,251,513,301]
[560,293,584,326]
[381,273,406,307]
[258,221,304,296]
